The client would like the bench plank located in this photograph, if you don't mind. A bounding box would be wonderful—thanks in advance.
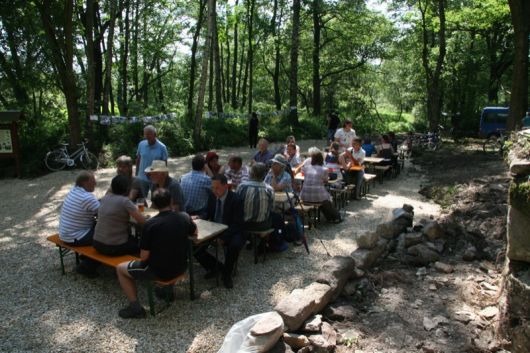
[47,234,139,268]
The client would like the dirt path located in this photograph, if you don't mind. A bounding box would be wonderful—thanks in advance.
[0,139,445,353]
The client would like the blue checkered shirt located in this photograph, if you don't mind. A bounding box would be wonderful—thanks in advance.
[180,171,212,213]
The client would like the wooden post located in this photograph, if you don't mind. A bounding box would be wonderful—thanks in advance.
[0,111,23,178]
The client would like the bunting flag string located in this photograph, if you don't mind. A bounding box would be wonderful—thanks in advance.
[205,107,295,119]
[89,113,177,125]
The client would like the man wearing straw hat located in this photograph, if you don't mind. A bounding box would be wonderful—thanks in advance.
[144,160,185,212]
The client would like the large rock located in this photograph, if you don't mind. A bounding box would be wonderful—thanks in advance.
[251,312,285,336]
[282,333,310,350]
[404,232,424,247]
[376,221,403,240]
[510,158,530,176]
[302,314,323,332]
[356,231,379,249]
[274,283,334,331]
[404,244,440,266]
[321,322,337,348]
[316,256,356,298]
[308,334,334,353]
[350,239,388,269]
[422,221,445,241]
[506,205,530,263]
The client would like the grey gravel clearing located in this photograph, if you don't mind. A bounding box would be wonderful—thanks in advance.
[0,140,440,353]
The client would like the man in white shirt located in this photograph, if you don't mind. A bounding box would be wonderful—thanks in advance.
[59,171,100,245]
[334,119,356,152]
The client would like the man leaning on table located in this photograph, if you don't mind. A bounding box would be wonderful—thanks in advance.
[116,188,196,319]
[195,174,244,289]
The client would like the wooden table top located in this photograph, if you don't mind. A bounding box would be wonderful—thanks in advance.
[364,157,385,164]
[132,209,228,244]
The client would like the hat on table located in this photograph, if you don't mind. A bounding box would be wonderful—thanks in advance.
[144,160,169,173]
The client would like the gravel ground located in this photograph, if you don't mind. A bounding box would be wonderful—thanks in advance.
[0,139,440,353]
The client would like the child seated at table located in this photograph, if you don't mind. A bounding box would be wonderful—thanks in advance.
[325,142,342,181]
[339,138,365,199]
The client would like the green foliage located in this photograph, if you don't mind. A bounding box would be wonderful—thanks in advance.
[509,181,530,216]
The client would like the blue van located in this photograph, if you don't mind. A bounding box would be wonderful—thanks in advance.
[479,107,508,137]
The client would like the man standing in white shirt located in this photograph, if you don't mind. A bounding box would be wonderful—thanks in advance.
[334,119,356,152]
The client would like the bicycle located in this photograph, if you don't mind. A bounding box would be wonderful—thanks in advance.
[44,139,99,171]
[482,130,507,155]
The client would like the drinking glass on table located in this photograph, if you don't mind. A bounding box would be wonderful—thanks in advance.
[136,198,145,212]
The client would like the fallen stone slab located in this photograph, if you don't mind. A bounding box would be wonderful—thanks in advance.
[377,221,403,239]
[323,304,357,321]
[282,333,310,350]
[404,232,424,248]
[356,231,379,249]
[510,158,530,176]
[433,261,454,274]
[405,244,440,266]
[352,238,388,269]
[506,206,530,263]
[302,314,323,333]
[315,256,356,298]
[274,283,333,331]
[422,221,444,241]
[321,322,337,348]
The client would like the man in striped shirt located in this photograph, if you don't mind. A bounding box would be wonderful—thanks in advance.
[237,163,274,231]
[59,171,100,245]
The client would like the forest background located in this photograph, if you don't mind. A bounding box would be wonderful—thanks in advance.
[0,0,528,176]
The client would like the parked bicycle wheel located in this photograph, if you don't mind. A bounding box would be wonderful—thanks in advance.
[45,150,68,171]
[482,136,500,153]
[81,151,99,170]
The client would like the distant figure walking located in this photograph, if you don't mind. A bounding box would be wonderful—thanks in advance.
[249,112,259,148]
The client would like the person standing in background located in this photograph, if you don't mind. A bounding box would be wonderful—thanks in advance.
[135,125,168,198]
[327,112,340,144]
[334,119,356,152]
[249,112,259,148]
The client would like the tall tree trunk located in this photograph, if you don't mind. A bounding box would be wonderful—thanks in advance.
[419,0,446,131]
[213,9,223,113]
[194,0,216,147]
[271,0,282,110]
[224,26,230,103]
[187,0,207,124]
[156,58,165,111]
[133,0,140,101]
[312,0,322,116]
[84,0,96,142]
[246,0,255,114]
[237,40,246,105]
[231,0,239,108]
[103,0,117,115]
[119,0,130,115]
[141,5,148,108]
[208,46,214,111]
[37,0,81,146]
[289,0,301,126]
[507,0,530,130]
[94,2,103,113]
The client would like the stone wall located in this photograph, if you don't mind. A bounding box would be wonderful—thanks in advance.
[499,130,530,352]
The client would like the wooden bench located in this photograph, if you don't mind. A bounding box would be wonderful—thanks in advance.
[46,234,189,316]
[363,173,377,196]
[373,165,391,183]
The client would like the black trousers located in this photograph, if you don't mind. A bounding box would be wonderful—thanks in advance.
[249,128,258,148]
[194,230,245,278]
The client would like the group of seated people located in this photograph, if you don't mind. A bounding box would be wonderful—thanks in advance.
[56,128,400,319]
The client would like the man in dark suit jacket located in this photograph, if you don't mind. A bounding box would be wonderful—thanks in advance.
[195,174,244,288]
